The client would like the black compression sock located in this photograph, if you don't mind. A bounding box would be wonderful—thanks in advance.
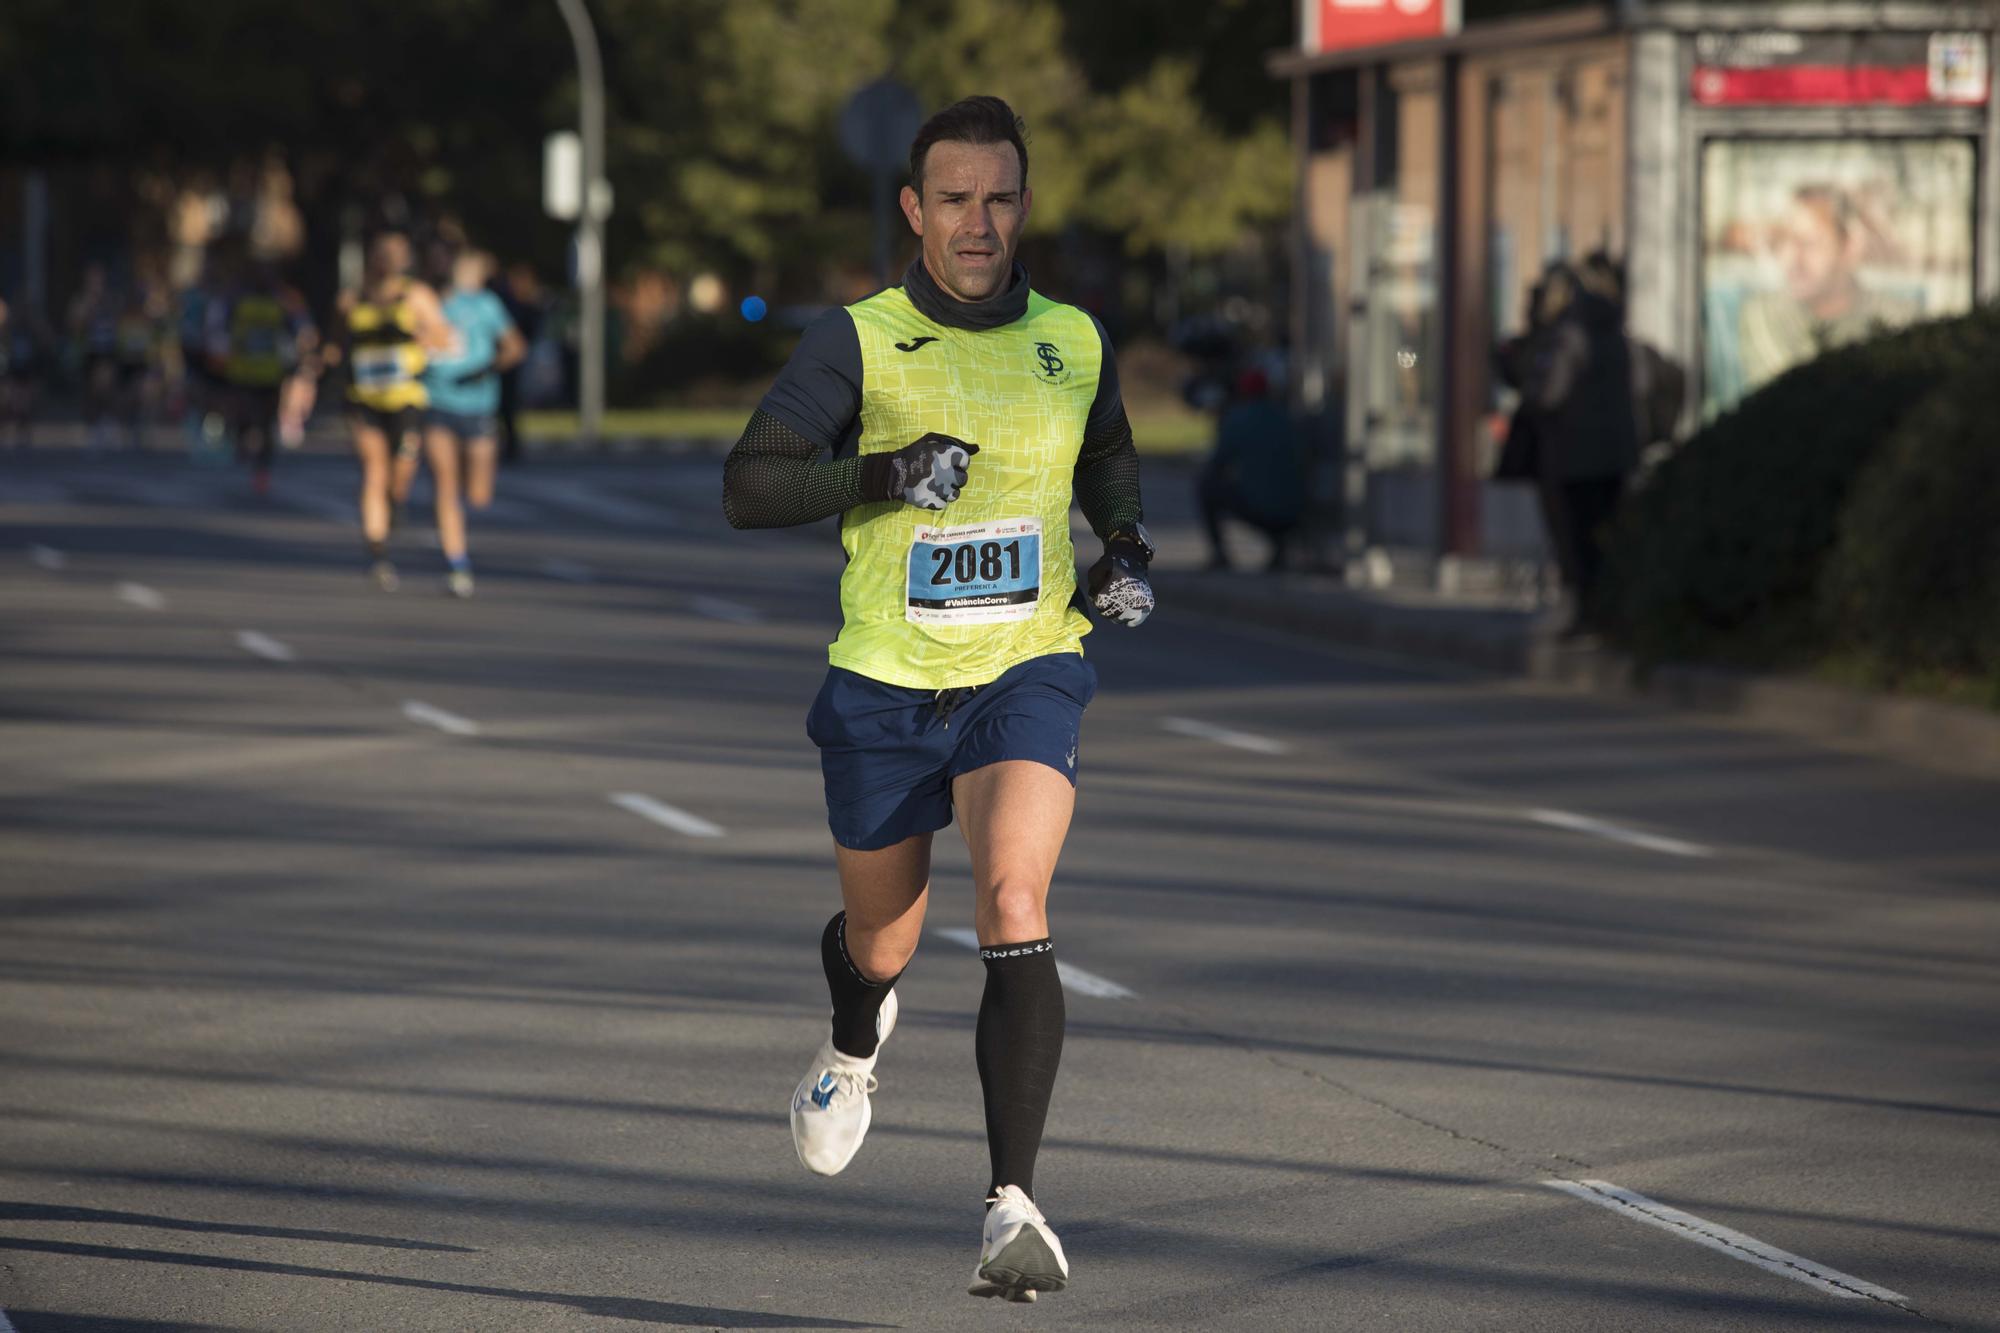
[976,937,1065,1201]
[821,912,900,1059]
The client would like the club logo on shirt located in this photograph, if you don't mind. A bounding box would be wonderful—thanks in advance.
[1033,342,1071,385]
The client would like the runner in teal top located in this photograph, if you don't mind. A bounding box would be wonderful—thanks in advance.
[426,285,515,418]
[422,248,525,598]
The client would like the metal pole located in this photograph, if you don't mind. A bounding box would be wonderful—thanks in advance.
[554,0,606,447]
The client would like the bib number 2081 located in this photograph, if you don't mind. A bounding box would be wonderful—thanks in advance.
[929,539,1024,587]
[906,517,1041,625]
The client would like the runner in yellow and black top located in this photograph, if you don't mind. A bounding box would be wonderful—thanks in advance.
[722,96,1153,1306]
[330,232,456,590]
[214,258,317,497]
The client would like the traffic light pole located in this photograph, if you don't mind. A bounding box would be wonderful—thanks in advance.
[554,0,607,447]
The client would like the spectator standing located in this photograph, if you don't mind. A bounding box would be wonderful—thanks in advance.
[1496,259,1639,635]
[494,261,546,464]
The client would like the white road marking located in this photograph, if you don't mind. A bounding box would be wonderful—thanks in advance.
[1527,808,1711,858]
[236,630,296,663]
[1544,1180,1910,1304]
[935,928,1137,999]
[116,581,166,611]
[692,595,763,625]
[1160,716,1292,756]
[0,1304,17,1333]
[28,544,66,570]
[540,556,596,583]
[609,791,725,839]
[402,699,480,737]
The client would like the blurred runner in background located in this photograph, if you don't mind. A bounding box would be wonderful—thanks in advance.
[68,264,126,451]
[178,252,233,464]
[421,246,524,598]
[114,281,168,449]
[216,258,317,497]
[329,231,456,591]
[0,294,49,449]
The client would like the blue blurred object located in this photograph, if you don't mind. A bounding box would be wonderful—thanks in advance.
[740,295,768,322]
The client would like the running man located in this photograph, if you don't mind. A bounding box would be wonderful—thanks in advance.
[722,95,1154,1304]
[216,259,317,496]
[0,295,49,449]
[330,232,455,590]
[67,264,125,451]
[421,247,524,598]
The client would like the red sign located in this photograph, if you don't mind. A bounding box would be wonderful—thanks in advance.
[1304,0,1459,55]
[1692,31,1989,106]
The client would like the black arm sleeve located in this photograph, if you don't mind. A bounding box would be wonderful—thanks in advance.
[722,309,887,529]
[1074,316,1144,541]
[723,409,902,529]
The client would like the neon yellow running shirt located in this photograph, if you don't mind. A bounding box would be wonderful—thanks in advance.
[829,285,1100,690]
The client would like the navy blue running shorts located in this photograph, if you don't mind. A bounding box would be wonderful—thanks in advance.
[807,652,1097,851]
[427,408,498,441]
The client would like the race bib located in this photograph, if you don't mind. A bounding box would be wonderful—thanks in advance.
[351,346,409,388]
[906,517,1041,625]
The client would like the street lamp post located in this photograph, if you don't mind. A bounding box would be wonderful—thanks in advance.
[553,0,607,448]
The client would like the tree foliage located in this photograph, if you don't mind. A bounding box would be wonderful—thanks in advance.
[1,0,1293,285]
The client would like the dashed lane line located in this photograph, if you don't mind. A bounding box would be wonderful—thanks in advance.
[609,791,725,839]
[691,595,763,625]
[236,630,297,663]
[935,928,1138,999]
[1159,715,1292,756]
[1,1303,17,1332]
[1544,1180,1911,1305]
[28,543,66,570]
[115,581,167,611]
[401,700,480,737]
[1527,808,1711,858]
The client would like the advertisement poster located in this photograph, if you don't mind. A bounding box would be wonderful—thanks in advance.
[1701,138,1976,416]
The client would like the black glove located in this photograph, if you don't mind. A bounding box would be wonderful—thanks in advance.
[1087,528,1155,627]
[451,361,497,388]
[861,432,979,510]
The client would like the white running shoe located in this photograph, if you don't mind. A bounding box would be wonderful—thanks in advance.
[969,1184,1069,1303]
[790,989,898,1176]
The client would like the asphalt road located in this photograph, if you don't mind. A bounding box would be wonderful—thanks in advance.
[3,447,1997,1332]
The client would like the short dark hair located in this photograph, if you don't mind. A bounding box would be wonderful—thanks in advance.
[908,95,1028,196]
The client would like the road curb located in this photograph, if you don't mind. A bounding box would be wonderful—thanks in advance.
[1160,570,1533,675]
[1529,640,2000,780]
[1160,569,2000,781]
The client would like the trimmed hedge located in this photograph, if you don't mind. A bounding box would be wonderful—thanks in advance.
[1600,306,2000,674]
[1820,364,2000,702]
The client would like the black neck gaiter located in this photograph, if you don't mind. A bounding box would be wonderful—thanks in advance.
[902,257,1030,331]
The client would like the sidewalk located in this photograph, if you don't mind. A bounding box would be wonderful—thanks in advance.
[1152,558,2000,782]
